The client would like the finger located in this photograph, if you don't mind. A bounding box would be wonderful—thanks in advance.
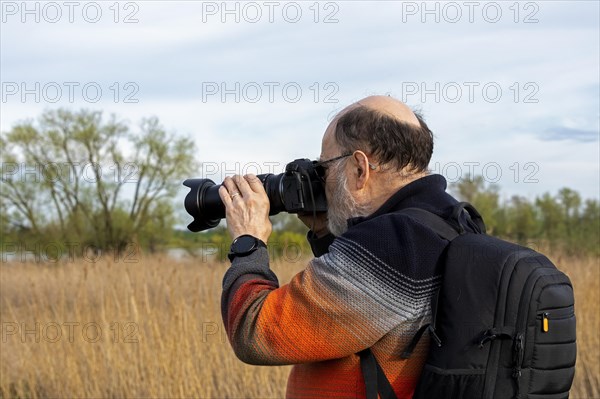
[245,174,265,194]
[233,174,253,197]
[222,177,239,197]
[218,185,233,208]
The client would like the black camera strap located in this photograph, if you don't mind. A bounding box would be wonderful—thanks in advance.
[300,169,319,233]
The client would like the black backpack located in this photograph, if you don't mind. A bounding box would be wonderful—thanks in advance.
[359,202,577,399]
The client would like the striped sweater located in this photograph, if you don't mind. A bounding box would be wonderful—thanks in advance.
[221,174,459,398]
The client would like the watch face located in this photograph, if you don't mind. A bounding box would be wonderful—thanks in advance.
[232,235,257,254]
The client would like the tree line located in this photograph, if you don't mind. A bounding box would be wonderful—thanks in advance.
[1,109,598,260]
[179,178,599,260]
[451,176,599,256]
[1,108,197,257]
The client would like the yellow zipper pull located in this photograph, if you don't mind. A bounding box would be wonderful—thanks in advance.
[542,312,549,333]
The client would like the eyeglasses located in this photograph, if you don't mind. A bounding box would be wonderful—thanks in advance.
[313,153,352,183]
[313,152,378,183]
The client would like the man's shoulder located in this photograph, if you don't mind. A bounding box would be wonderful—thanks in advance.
[329,211,447,281]
[344,209,443,242]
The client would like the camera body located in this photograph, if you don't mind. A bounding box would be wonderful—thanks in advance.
[183,158,327,232]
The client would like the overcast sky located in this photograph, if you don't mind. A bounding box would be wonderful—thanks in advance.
[2,1,599,206]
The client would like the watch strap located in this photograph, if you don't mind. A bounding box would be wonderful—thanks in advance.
[228,235,267,262]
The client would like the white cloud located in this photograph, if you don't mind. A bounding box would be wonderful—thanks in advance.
[1,0,598,201]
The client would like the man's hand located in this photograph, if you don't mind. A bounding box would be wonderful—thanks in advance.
[298,212,330,238]
[218,174,272,243]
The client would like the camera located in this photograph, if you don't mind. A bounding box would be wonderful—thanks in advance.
[183,158,327,232]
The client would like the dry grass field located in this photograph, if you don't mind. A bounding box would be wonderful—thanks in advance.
[0,249,598,398]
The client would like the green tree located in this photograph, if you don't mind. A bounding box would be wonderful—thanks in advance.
[270,213,309,235]
[535,192,565,246]
[1,108,197,254]
[451,175,501,234]
[557,188,581,245]
[506,195,538,244]
[446,175,597,255]
[576,199,600,256]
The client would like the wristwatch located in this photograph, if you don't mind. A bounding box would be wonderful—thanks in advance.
[228,234,267,262]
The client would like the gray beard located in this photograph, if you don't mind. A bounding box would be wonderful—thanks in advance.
[327,173,371,237]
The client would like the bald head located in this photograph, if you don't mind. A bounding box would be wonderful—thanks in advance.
[322,95,434,174]
[355,95,421,127]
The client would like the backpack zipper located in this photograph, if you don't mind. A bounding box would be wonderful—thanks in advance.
[536,306,575,333]
[512,268,548,388]
[512,333,524,378]
[513,270,570,390]
[542,313,549,333]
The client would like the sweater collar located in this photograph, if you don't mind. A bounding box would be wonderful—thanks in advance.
[347,174,448,227]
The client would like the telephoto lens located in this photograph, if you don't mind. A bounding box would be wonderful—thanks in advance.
[183,174,283,232]
[183,158,327,232]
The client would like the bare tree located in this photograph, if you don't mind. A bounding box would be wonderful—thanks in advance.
[1,108,197,253]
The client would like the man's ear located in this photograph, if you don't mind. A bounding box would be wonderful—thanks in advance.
[352,150,370,190]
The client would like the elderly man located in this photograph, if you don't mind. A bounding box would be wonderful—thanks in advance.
[218,95,460,398]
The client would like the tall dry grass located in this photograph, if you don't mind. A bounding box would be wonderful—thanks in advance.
[0,255,304,398]
[0,250,598,398]
[553,252,600,399]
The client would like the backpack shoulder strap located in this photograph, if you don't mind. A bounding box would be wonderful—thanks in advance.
[397,203,486,359]
[358,202,485,399]
[359,348,398,399]
[398,208,460,241]
[359,202,486,399]
[401,202,486,237]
